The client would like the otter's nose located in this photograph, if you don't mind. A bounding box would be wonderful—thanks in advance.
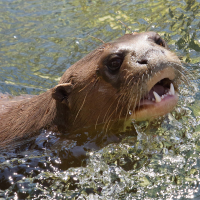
[135,46,167,66]
[136,58,148,65]
[135,32,168,65]
[136,49,166,67]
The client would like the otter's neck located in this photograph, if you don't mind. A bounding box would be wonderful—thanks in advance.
[0,90,56,145]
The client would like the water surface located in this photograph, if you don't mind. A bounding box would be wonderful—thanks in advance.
[1,0,200,199]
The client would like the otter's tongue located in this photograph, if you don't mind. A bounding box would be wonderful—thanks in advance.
[140,82,175,106]
[148,85,165,99]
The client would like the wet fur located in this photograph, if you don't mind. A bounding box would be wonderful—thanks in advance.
[0,32,190,148]
[0,47,105,146]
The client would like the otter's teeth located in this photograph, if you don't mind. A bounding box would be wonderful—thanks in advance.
[153,91,161,103]
[170,83,175,95]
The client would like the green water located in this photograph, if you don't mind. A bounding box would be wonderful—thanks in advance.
[0,0,200,199]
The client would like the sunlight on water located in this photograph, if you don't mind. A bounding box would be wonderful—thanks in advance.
[0,0,200,199]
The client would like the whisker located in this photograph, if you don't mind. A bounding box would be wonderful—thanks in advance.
[96,95,119,131]
[117,84,134,121]
[179,66,197,82]
[87,34,105,44]
[117,70,135,120]
[131,78,140,119]
[175,69,191,86]
[78,76,99,92]
[117,19,133,34]
[73,78,99,124]
[73,92,89,125]
[125,73,135,86]
[125,79,141,122]
[115,94,126,120]
[102,94,128,132]
[102,97,117,124]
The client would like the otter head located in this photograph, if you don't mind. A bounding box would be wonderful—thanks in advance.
[52,32,182,132]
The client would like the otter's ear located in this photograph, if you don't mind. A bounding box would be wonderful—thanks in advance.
[52,83,73,106]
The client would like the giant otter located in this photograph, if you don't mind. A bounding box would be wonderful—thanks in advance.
[0,32,183,147]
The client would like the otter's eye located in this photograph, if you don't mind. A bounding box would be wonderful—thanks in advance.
[155,38,165,47]
[106,56,123,72]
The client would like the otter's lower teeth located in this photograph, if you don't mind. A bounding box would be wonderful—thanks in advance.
[152,83,175,103]
[153,91,161,102]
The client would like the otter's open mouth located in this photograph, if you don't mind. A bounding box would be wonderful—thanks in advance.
[139,78,176,106]
[132,67,178,121]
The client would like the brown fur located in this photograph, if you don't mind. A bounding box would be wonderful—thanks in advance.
[0,32,184,147]
[0,46,105,145]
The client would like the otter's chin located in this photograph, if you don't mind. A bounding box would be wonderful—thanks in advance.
[131,92,178,121]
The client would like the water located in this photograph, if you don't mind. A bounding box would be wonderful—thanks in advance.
[1,0,200,199]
